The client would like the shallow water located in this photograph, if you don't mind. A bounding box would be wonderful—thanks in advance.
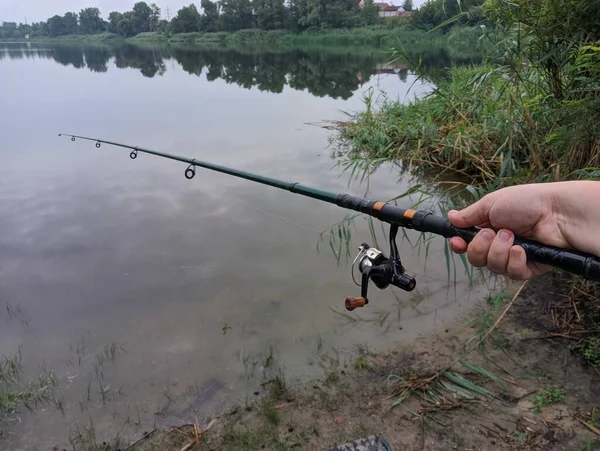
[0,42,491,448]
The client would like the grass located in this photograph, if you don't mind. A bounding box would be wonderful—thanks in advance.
[335,62,599,187]
[533,388,566,414]
[510,430,527,443]
[353,344,374,371]
[220,425,284,450]
[269,370,287,400]
[262,401,280,425]
[0,350,58,421]
[464,290,510,354]
[584,338,600,366]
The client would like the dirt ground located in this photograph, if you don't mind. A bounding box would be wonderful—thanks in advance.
[108,274,600,451]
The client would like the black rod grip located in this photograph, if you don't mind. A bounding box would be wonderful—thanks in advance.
[411,211,600,282]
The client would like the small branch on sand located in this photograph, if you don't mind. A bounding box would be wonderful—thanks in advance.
[576,418,600,436]
[124,429,157,451]
[179,419,219,451]
[275,401,296,409]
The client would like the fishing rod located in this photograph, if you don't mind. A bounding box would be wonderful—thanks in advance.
[59,133,600,311]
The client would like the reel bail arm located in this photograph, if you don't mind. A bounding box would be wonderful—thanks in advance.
[346,224,416,312]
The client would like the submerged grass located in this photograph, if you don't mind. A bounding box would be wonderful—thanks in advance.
[0,350,57,423]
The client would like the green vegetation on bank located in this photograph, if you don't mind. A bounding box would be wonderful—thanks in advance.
[337,0,600,186]
[19,32,124,43]
[335,0,600,364]
[127,24,486,51]
[12,23,489,56]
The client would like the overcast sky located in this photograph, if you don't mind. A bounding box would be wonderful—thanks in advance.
[1,0,426,24]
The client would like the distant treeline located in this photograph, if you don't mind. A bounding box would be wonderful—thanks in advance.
[0,1,379,39]
[0,0,486,40]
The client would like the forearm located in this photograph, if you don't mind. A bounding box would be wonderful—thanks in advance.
[551,181,600,256]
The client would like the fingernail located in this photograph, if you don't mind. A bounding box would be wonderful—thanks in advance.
[448,210,457,217]
[480,230,493,243]
[499,230,512,243]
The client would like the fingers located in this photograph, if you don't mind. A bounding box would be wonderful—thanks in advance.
[447,196,492,228]
[455,228,534,280]
[449,237,467,254]
[506,246,533,280]
[466,229,494,267]
[487,230,514,274]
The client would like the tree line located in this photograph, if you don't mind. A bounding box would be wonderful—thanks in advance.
[0,3,164,38]
[0,0,382,39]
[0,0,489,40]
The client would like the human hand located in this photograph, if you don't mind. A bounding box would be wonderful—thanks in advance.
[447,184,572,280]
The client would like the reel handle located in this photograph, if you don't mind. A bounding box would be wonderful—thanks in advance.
[345,296,367,311]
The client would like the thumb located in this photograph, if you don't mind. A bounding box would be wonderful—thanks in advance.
[447,198,491,228]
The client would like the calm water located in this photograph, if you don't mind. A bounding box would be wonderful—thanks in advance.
[0,42,490,448]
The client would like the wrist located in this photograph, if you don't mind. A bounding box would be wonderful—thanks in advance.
[551,181,600,256]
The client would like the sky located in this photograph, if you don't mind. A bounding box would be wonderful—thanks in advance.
[1,0,427,24]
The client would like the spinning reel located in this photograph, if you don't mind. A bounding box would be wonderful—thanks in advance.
[346,224,416,311]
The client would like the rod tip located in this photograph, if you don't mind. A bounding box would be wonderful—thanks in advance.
[58,133,62,137]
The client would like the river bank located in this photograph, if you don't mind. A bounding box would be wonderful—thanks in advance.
[68,274,600,450]
[8,25,487,54]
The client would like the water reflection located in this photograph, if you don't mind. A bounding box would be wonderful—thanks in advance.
[0,43,482,99]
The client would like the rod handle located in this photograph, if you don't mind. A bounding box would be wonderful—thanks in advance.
[413,212,600,282]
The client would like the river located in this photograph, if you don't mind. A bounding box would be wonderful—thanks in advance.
[0,42,491,449]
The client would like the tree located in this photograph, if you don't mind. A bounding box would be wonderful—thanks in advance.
[220,0,254,31]
[150,3,162,31]
[200,0,220,32]
[108,12,123,33]
[117,12,136,37]
[289,0,310,31]
[402,0,413,12]
[254,0,289,30]
[157,19,169,33]
[47,15,66,37]
[132,2,153,33]
[30,21,49,36]
[412,0,484,30]
[0,22,16,38]
[63,12,79,34]
[18,22,32,37]
[79,7,103,34]
[361,0,380,26]
[170,4,201,33]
